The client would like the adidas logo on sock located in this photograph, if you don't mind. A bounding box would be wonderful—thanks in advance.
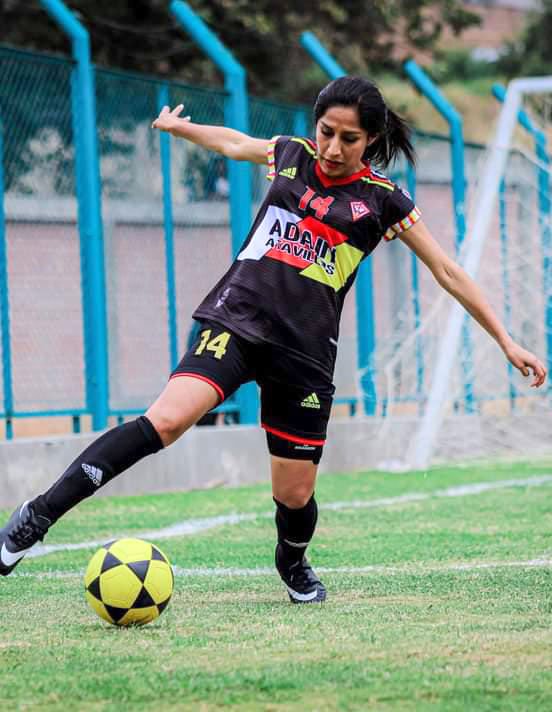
[301,392,320,409]
[278,166,297,179]
[82,463,103,487]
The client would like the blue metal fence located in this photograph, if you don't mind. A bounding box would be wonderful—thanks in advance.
[1,44,503,440]
[0,45,323,437]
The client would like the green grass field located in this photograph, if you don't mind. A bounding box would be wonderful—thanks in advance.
[2,460,552,711]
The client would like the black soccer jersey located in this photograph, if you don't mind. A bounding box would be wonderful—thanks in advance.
[193,135,421,379]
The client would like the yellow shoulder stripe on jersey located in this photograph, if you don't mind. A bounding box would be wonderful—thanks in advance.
[360,176,394,191]
[291,137,317,158]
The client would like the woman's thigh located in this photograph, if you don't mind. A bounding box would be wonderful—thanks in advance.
[148,320,256,445]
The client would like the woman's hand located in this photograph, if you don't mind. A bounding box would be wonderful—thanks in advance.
[151,104,190,133]
[503,341,547,387]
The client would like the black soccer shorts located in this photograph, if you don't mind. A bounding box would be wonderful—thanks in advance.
[171,320,335,464]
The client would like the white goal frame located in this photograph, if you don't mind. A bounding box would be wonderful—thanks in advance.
[407,76,552,470]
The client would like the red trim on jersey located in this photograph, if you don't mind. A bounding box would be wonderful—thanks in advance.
[299,215,348,246]
[266,245,311,269]
[315,160,372,188]
[170,372,225,402]
[262,423,326,446]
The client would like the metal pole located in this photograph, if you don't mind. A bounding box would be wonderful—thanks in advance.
[403,59,474,413]
[157,83,179,370]
[293,109,308,138]
[39,0,108,430]
[0,118,13,439]
[170,0,257,424]
[498,178,516,409]
[407,78,551,468]
[406,160,424,413]
[492,83,552,396]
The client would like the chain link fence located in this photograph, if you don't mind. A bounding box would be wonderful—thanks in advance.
[0,48,85,428]
[0,45,478,437]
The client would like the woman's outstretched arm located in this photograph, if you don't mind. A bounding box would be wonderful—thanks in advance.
[400,219,547,388]
[152,104,270,164]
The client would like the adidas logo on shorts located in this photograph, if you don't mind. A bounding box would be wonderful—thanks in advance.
[301,393,320,409]
[82,463,103,487]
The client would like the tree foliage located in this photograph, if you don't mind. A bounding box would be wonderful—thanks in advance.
[497,0,552,78]
[0,0,480,101]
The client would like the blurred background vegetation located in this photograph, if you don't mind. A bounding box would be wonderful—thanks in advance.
[1,0,552,141]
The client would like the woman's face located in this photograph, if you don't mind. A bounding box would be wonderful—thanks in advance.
[315,105,370,178]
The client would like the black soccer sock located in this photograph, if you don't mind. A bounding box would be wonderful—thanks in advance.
[32,416,163,523]
[274,495,318,565]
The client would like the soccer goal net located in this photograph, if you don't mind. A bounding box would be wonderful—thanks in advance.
[370,77,552,470]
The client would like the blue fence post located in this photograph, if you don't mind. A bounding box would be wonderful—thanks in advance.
[293,109,308,138]
[0,118,14,439]
[537,136,552,398]
[403,60,474,413]
[170,0,257,424]
[300,32,347,80]
[406,160,424,413]
[300,31,377,414]
[492,83,552,396]
[498,178,516,409]
[39,0,109,431]
[157,83,179,370]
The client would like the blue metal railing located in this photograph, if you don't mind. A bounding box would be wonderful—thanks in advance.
[157,83,179,371]
[171,0,258,424]
[403,59,474,413]
[492,83,552,395]
[39,0,109,431]
[0,117,13,439]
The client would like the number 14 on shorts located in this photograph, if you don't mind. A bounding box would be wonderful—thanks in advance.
[194,329,231,360]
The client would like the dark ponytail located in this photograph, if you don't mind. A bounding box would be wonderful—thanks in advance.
[313,76,416,169]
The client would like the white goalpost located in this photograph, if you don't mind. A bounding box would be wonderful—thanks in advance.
[370,76,552,470]
[410,77,552,469]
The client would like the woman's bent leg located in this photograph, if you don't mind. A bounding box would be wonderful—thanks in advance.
[0,377,218,576]
[34,376,219,521]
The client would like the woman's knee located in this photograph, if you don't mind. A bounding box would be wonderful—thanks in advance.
[146,409,188,446]
[146,376,220,446]
[271,457,317,508]
[276,488,314,509]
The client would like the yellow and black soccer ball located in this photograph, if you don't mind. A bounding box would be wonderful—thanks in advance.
[84,538,174,626]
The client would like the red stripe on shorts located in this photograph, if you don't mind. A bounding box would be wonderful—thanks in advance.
[170,372,225,402]
[262,423,325,446]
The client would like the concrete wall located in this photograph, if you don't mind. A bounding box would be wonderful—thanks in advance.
[4,411,551,509]
[0,418,397,509]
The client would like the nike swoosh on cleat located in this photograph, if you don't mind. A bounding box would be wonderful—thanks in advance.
[1,543,31,567]
[285,585,319,602]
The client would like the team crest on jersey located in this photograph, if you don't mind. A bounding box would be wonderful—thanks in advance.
[350,201,370,222]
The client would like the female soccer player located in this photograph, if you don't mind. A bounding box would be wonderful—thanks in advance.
[0,77,546,603]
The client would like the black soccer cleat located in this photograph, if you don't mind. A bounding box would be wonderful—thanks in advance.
[275,543,327,604]
[0,500,51,576]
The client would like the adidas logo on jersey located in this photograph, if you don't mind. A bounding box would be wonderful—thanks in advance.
[82,463,103,487]
[301,393,320,409]
[279,166,297,179]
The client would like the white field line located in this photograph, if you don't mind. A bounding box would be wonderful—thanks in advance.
[11,558,552,580]
[26,473,552,560]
